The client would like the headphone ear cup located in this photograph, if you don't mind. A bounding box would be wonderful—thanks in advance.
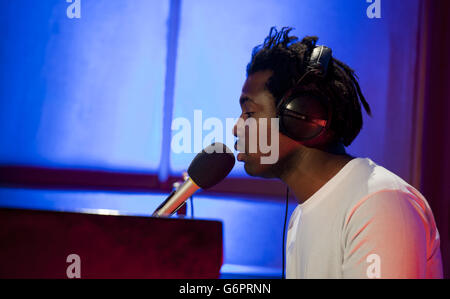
[276,45,334,148]
[280,112,324,141]
[278,93,330,144]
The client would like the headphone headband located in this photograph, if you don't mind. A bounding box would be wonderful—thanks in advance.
[308,45,332,78]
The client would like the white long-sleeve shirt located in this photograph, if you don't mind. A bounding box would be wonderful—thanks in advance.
[286,158,443,279]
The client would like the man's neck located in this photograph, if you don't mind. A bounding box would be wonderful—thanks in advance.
[278,147,353,204]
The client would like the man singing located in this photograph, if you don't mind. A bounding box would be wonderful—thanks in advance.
[233,27,443,278]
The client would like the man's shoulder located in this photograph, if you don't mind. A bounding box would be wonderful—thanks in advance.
[344,158,433,225]
[349,158,412,194]
[337,158,427,213]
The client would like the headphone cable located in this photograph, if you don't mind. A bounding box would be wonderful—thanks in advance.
[190,196,194,218]
[282,186,289,279]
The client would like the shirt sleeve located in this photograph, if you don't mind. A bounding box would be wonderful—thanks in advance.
[341,190,436,279]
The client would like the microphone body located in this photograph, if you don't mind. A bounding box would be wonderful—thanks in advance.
[152,142,235,218]
[152,178,199,217]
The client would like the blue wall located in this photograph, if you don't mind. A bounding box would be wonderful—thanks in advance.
[170,0,419,179]
[0,0,168,171]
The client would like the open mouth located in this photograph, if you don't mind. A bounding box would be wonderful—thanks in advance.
[237,152,246,162]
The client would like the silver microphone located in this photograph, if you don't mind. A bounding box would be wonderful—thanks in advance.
[152,142,235,218]
[152,177,199,217]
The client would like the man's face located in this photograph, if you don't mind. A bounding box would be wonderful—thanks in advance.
[233,70,294,178]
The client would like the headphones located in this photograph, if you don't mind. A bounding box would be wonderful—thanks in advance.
[276,45,334,148]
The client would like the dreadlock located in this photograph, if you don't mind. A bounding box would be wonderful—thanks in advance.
[246,26,371,147]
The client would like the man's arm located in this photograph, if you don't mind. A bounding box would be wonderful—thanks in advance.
[341,190,440,278]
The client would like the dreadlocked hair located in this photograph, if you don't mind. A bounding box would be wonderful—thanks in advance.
[246,26,371,147]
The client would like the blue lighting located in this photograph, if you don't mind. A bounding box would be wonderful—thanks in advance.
[0,0,422,278]
[0,0,168,172]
